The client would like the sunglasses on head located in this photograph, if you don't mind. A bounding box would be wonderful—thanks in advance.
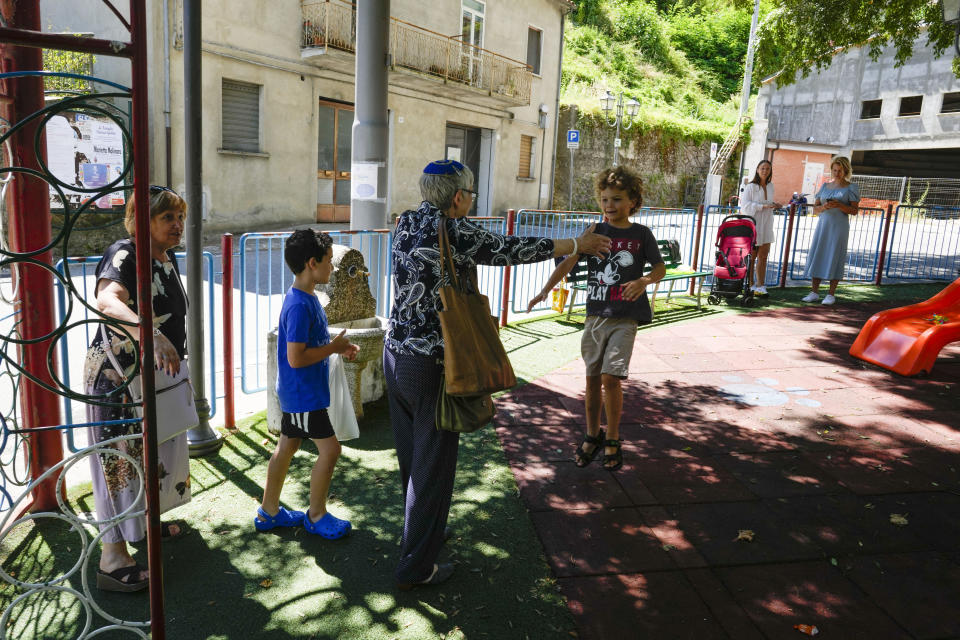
[149,185,176,195]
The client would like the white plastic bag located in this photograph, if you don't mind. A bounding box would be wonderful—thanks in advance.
[328,354,359,442]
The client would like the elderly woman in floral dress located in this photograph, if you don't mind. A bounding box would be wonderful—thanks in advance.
[83,186,192,592]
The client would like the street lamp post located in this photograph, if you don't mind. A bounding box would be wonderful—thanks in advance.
[942,0,960,56]
[600,90,639,167]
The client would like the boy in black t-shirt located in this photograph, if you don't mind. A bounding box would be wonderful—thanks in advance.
[527,166,665,470]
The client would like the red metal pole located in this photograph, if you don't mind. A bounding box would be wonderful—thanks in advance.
[779,203,797,289]
[2,0,64,512]
[129,0,165,634]
[0,27,134,57]
[221,233,235,430]
[689,204,704,295]
[874,203,895,286]
[499,208,515,328]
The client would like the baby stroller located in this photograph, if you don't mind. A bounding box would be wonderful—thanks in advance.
[707,214,757,307]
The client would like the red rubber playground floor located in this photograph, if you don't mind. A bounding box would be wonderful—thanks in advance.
[494,303,960,640]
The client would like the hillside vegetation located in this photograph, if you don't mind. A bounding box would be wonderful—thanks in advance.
[561,0,762,142]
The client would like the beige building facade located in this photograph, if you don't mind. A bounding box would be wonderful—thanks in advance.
[45,0,573,233]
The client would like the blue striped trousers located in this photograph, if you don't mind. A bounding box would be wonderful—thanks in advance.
[383,347,460,584]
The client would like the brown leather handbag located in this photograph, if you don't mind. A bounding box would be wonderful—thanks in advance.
[437,216,516,396]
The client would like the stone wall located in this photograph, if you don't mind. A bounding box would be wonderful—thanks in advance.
[551,105,720,211]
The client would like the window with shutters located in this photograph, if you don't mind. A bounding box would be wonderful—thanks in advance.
[941,92,960,114]
[526,27,542,75]
[898,95,923,117]
[221,79,262,153]
[518,134,536,179]
[859,99,882,119]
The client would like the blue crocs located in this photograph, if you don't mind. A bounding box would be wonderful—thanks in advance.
[254,506,304,532]
[303,511,351,539]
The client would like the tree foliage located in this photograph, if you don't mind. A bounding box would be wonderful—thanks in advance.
[666,3,752,100]
[42,49,95,93]
[607,0,685,74]
[562,6,740,143]
[756,0,959,86]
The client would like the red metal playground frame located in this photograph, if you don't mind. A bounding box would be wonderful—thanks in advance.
[0,1,168,635]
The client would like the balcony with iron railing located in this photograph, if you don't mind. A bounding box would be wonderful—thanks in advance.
[301,0,532,107]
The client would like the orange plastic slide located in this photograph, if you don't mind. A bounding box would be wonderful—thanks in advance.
[849,278,960,376]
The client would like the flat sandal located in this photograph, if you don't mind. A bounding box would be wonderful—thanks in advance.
[603,438,623,471]
[574,429,605,467]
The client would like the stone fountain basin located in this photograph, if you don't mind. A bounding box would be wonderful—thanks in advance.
[328,316,387,364]
[328,316,386,419]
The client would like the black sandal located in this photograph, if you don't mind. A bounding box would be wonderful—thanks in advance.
[603,439,623,471]
[574,429,605,467]
[96,564,149,592]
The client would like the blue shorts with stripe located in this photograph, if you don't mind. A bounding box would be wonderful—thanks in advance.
[280,409,334,440]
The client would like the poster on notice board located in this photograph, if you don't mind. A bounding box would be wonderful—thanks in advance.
[45,111,126,211]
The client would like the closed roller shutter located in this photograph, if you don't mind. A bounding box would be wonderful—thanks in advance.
[518,134,534,179]
[222,79,260,152]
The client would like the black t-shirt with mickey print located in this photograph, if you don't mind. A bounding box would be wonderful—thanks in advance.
[584,221,663,324]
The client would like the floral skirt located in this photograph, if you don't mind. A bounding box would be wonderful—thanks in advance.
[85,365,191,544]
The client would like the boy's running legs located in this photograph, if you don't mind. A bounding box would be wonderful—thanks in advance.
[306,436,341,523]
[260,435,301,520]
[578,375,604,464]
[601,374,624,470]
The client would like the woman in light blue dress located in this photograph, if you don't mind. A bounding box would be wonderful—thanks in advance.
[801,156,860,305]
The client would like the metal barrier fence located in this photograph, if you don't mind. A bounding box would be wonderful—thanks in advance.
[885,205,960,280]
[468,217,507,318]
[513,207,707,315]
[853,175,960,209]
[231,202,960,401]
[55,252,218,452]
[787,206,886,282]
[510,209,602,314]
[238,230,392,393]
[637,207,699,261]
[236,220,512,395]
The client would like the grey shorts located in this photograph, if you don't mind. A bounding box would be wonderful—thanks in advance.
[581,316,638,378]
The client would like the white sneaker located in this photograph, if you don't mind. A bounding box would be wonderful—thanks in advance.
[755,285,768,295]
[801,291,820,302]
[821,294,836,305]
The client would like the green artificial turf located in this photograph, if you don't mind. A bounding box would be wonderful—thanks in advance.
[1,281,948,639]
[1,404,572,639]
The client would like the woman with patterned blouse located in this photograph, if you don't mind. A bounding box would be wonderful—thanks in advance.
[82,186,191,592]
[386,159,611,589]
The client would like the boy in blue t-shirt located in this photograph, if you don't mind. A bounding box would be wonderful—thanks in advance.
[528,166,665,471]
[255,229,359,539]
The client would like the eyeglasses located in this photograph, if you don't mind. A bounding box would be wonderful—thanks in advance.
[460,188,478,198]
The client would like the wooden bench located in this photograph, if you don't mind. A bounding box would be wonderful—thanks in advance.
[564,239,712,320]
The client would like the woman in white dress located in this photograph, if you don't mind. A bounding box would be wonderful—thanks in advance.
[739,160,781,295]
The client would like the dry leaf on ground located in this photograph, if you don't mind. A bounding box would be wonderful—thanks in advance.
[889,513,909,526]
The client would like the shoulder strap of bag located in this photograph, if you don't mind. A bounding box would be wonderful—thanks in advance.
[167,252,189,310]
[437,215,463,292]
[100,323,125,376]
